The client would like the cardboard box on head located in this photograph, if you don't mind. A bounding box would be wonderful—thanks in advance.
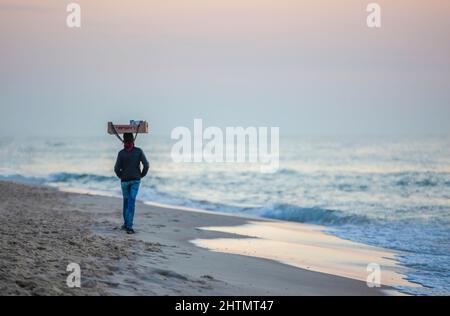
[108,121,149,135]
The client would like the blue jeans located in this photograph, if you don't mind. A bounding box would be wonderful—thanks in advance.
[121,180,140,229]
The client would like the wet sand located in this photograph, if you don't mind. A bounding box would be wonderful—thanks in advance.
[0,181,413,295]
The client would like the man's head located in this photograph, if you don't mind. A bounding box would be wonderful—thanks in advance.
[123,133,134,143]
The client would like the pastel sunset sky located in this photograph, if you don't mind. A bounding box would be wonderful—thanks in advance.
[1,0,449,136]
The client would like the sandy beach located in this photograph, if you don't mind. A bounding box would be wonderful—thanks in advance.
[0,180,413,296]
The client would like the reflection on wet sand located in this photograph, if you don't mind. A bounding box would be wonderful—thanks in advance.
[192,220,418,288]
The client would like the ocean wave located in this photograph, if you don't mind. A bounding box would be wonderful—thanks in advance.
[129,184,372,226]
[0,172,117,186]
[249,203,371,225]
[276,168,302,176]
[45,141,66,148]
[395,178,440,187]
[337,183,369,192]
[48,172,116,183]
[393,172,450,188]
[0,174,47,185]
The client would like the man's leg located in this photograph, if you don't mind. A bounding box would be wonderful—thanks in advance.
[121,181,130,228]
[122,197,128,227]
[126,180,140,230]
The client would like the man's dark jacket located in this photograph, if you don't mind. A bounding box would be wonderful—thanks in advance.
[114,147,149,182]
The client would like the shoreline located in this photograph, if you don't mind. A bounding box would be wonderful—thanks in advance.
[59,184,418,290]
[0,180,415,295]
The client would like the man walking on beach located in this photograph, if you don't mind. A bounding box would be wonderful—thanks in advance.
[114,133,149,234]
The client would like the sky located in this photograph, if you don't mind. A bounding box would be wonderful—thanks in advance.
[0,0,449,137]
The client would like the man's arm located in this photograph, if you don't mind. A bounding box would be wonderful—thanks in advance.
[140,150,150,178]
[114,152,123,179]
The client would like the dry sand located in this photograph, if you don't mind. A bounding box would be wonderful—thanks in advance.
[0,181,410,295]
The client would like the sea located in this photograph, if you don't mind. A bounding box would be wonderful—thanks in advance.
[0,135,449,295]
